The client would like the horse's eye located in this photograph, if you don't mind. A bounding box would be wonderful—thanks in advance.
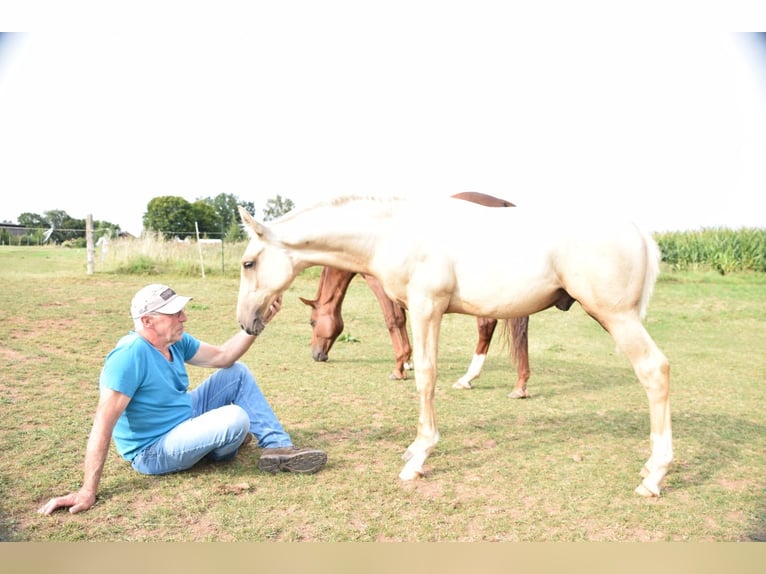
[242,261,255,270]
[310,320,316,327]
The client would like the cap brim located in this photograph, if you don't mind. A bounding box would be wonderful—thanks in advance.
[154,295,193,315]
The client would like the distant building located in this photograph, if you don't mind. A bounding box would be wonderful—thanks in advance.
[0,223,27,237]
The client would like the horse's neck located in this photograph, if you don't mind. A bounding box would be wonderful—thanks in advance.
[277,198,397,273]
[318,268,356,305]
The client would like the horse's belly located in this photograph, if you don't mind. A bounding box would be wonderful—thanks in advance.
[447,278,564,318]
[443,240,564,317]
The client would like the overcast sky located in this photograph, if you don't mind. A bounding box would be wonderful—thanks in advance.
[2,5,766,235]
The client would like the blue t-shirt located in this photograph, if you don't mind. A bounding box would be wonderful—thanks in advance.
[99,331,201,461]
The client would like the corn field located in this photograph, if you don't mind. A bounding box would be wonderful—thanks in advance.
[655,227,766,274]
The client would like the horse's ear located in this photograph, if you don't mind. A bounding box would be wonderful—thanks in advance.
[238,206,271,239]
[298,296,318,309]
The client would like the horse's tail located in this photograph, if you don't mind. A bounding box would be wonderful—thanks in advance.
[638,228,662,321]
[502,316,529,365]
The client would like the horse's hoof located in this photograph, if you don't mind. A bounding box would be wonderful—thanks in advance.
[634,480,661,497]
[389,372,406,381]
[452,381,472,390]
[508,390,529,399]
[399,468,424,481]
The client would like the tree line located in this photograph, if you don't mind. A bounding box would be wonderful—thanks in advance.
[1,193,294,246]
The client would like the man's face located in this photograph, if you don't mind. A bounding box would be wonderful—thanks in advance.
[146,308,187,345]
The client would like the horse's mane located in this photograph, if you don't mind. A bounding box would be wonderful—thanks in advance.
[327,195,406,207]
[274,195,406,225]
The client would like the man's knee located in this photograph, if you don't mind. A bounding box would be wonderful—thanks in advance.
[222,404,250,433]
[228,361,251,378]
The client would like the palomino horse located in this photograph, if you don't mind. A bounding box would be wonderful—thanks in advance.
[237,196,672,496]
[299,191,531,397]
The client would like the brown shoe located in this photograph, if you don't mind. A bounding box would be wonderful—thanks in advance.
[258,446,327,474]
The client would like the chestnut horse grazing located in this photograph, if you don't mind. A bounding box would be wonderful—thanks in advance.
[237,196,671,496]
[299,267,414,378]
[299,191,531,397]
[300,268,530,395]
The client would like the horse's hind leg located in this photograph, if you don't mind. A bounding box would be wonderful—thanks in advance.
[452,316,531,398]
[508,316,530,399]
[602,313,672,496]
[453,317,497,390]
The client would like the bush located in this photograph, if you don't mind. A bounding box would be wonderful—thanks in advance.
[115,255,161,275]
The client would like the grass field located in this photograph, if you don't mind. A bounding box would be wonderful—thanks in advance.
[0,246,764,541]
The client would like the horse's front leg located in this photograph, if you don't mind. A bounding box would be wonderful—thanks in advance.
[388,302,412,380]
[399,304,442,480]
[400,376,439,480]
[363,274,412,380]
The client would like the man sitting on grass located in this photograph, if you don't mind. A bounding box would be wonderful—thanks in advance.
[38,283,327,515]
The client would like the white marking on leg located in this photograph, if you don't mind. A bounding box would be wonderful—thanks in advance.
[399,432,439,480]
[453,353,486,390]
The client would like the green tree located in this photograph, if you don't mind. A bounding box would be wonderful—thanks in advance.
[43,209,69,230]
[143,196,196,238]
[20,210,85,244]
[225,220,246,242]
[190,200,221,236]
[93,220,121,238]
[52,212,86,243]
[17,212,48,229]
[13,211,121,244]
[200,193,255,231]
[262,194,295,221]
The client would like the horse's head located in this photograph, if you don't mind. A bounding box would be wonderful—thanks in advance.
[299,295,344,362]
[237,207,299,336]
[298,266,355,362]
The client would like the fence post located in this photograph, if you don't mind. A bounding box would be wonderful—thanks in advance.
[86,214,94,275]
[195,221,206,278]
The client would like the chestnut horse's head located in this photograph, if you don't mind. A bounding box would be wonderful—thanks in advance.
[298,267,355,362]
[237,207,298,336]
[299,295,344,362]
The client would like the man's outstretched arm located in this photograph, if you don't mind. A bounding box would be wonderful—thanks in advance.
[37,389,129,515]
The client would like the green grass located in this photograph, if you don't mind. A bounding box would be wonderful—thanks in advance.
[1,247,764,541]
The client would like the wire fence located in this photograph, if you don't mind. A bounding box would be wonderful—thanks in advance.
[0,225,229,246]
[0,225,241,276]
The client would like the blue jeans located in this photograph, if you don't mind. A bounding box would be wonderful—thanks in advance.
[131,362,293,475]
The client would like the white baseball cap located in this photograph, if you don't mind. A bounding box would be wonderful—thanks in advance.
[130,284,192,319]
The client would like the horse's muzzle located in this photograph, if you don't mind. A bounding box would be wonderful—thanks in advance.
[311,349,329,362]
[241,316,266,337]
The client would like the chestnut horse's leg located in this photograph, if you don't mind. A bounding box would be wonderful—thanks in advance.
[452,316,531,398]
[508,316,531,398]
[452,317,497,390]
[362,274,412,380]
